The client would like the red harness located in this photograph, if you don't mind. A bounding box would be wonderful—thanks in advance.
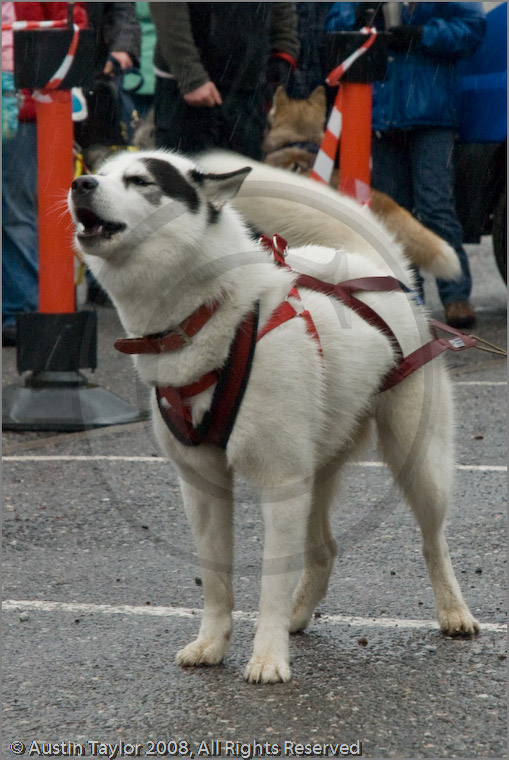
[115,235,476,448]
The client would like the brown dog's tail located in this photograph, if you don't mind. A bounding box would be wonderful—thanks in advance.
[370,190,461,281]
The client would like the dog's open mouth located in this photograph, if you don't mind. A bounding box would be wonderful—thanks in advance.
[75,208,126,241]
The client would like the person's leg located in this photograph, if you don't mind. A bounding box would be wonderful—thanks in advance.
[409,128,474,326]
[219,91,266,160]
[371,130,424,298]
[154,78,265,160]
[2,122,39,342]
[371,130,414,209]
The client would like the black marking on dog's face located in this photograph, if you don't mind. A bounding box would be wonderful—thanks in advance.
[141,158,200,213]
[207,202,220,224]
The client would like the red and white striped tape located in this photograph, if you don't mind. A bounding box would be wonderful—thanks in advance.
[325,26,378,88]
[39,23,80,93]
[310,27,377,189]
[1,19,68,31]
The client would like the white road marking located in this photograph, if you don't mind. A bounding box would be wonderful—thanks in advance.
[2,599,506,633]
[353,462,507,473]
[454,381,506,386]
[2,455,506,472]
[3,455,167,462]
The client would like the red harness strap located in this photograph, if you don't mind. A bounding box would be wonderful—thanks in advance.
[381,324,477,391]
[115,234,476,448]
[293,271,477,392]
[156,306,260,448]
[296,273,405,361]
[260,235,406,371]
[257,285,322,352]
[258,235,323,350]
[114,299,223,355]
[155,287,319,447]
[260,234,477,393]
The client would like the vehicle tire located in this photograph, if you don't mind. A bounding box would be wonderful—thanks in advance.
[492,188,506,283]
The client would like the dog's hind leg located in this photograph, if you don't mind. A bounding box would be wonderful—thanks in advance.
[289,474,338,633]
[244,482,314,683]
[375,367,480,636]
[176,466,235,668]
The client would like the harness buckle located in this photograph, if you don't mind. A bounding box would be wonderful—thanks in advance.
[272,234,288,258]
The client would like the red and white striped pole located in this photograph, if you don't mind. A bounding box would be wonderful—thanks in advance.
[35,91,75,312]
[32,23,80,313]
[311,28,377,205]
[3,18,144,430]
[2,19,80,313]
[335,82,373,204]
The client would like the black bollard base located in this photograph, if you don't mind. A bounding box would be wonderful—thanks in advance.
[2,371,146,431]
[3,312,145,432]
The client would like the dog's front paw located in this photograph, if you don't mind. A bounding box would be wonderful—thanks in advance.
[244,655,291,684]
[439,607,480,637]
[176,637,227,668]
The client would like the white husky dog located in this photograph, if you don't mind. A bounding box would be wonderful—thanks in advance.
[69,149,479,684]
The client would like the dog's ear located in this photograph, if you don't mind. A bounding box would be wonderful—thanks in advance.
[309,85,326,111]
[273,85,289,111]
[267,85,289,125]
[190,167,251,211]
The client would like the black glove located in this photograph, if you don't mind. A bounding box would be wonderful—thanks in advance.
[388,25,423,52]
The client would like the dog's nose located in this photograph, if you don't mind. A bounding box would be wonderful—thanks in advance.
[71,175,99,196]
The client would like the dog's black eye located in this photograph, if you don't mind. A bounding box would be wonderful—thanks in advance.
[126,175,154,187]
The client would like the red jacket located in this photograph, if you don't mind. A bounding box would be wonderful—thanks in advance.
[15,2,88,122]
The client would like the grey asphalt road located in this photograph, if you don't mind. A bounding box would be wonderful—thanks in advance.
[2,237,506,759]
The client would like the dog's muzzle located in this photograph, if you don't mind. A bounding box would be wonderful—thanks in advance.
[71,176,126,241]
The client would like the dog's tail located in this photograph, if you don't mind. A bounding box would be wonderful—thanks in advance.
[370,190,461,281]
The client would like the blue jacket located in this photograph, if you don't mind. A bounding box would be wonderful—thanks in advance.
[325,2,486,130]
[457,2,507,143]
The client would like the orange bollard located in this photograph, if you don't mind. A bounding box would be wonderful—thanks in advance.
[3,25,144,432]
[337,82,373,204]
[36,90,75,313]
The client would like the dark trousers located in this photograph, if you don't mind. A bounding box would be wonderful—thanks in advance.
[2,123,39,325]
[371,128,472,306]
[154,77,265,160]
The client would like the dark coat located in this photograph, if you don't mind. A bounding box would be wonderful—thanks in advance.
[86,2,141,71]
[150,2,299,95]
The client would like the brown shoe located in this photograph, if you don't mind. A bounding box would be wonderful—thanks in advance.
[444,301,476,330]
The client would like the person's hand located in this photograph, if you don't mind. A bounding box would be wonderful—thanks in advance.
[183,81,223,108]
[103,52,134,75]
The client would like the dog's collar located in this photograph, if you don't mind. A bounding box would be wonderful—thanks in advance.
[267,141,321,156]
[114,299,222,355]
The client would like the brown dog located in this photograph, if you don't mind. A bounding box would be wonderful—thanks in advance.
[264,86,456,274]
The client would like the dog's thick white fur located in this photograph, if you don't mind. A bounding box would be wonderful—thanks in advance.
[69,149,479,684]
[199,150,461,282]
